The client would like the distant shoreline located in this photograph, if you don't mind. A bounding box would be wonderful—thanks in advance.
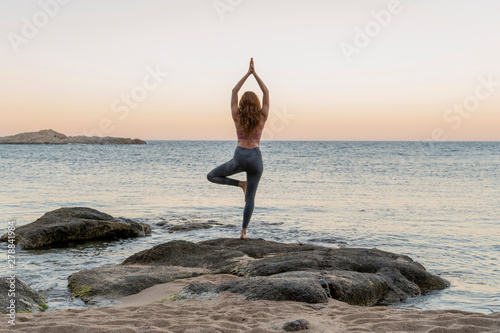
[0,129,146,145]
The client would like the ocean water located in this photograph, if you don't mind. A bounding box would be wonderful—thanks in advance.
[0,141,498,314]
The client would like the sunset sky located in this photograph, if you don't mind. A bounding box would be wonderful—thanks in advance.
[1,0,499,141]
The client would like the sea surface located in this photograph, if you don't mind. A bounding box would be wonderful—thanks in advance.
[0,141,499,314]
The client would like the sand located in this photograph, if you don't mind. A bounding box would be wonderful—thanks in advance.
[5,275,499,333]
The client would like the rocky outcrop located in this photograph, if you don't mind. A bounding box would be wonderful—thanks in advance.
[0,207,152,249]
[121,240,251,273]
[0,277,47,313]
[0,129,146,144]
[182,272,330,304]
[68,238,449,307]
[68,265,207,303]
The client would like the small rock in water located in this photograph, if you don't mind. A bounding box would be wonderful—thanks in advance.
[307,238,343,244]
[282,319,310,331]
[168,222,213,233]
[167,219,224,233]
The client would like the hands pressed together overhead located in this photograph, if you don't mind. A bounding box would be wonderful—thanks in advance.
[247,57,255,75]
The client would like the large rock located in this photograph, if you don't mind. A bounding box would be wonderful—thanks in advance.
[234,247,447,290]
[0,129,146,144]
[67,239,322,303]
[68,265,206,303]
[122,240,247,273]
[181,268,422,306]
[68,238,449,306]
[324,270,390,306]
[183,271,330,304]
[0,207,152,249]
[0,277,47,313]
[198,238,323,258]
[122,239,322,273]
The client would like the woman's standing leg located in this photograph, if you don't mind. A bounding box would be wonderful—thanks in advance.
[240,148,263,239]
[242,171,262,227]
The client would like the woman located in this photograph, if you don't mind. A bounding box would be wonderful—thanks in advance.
[207,58,270,240]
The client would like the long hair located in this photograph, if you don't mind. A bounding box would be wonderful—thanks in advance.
[238,91,262,137]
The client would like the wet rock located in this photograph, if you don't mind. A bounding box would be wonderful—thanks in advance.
[235,250,324,276]
[0,277,47,313]
[199,238,323,259]
[68,265,206,302]
[158,218,224,233]
[321,248,449,292]
[155,220,169,227]
[216,272,329,303]
[0,207,152,249]
[122,240,247,274]
[235,247,449,293]
[376,267,421,304]
[0,129,146,144]
[168,222,214,233]
[283,319,310,331]
[69,238,449,306]
[324,270,389,306]
[181,272,328,304]
[181,241,448,305]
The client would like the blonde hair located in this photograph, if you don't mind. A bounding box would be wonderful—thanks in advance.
[238,91,262,137]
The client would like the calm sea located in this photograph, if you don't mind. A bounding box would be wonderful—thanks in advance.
[0,141,498,314]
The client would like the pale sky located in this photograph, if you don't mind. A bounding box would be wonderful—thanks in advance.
[1,0,499,141]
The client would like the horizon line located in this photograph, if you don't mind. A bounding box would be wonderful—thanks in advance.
[141,139,500,142]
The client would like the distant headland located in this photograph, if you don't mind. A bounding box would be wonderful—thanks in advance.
[0,129,146,145]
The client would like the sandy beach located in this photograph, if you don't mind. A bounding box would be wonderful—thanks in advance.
[6,274,499,333]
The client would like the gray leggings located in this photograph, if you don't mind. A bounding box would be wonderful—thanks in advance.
[207,146,263,228]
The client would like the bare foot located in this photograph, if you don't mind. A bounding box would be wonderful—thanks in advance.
[240,228,249,240]
[238,181,247,195]
[238,181,247,202]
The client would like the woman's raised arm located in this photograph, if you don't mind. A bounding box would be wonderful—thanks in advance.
[253,70,269,120]
[231,59,254,119]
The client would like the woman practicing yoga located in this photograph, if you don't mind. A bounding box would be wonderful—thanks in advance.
[207,58,270,239]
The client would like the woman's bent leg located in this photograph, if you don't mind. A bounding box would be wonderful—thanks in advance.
[207,159,243,186]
